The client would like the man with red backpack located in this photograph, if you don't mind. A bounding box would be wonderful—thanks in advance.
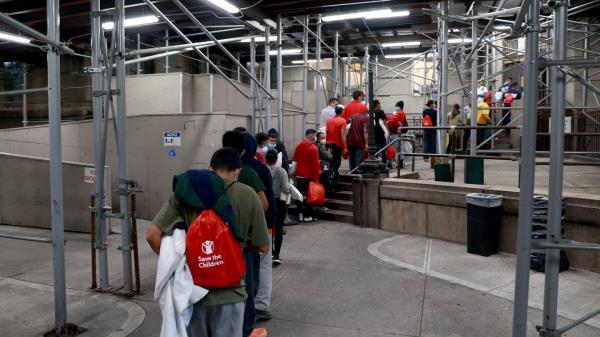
[422,100,437,161]
[146,148,270,337]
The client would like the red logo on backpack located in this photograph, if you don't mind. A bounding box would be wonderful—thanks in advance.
[422,114,433,127]
[186,209,246,289]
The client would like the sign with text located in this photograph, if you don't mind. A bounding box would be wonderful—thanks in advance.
[548,117,572,134]
[163,132,182,146]
[84,167,96,184]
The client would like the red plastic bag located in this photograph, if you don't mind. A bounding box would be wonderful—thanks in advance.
[307,181,325,206]
[186,209,246,289]
[386,146,396,160]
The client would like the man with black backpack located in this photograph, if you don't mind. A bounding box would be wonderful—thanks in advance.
[146,148,270,337]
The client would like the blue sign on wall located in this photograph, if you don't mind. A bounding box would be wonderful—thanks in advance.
[168,149,177,157]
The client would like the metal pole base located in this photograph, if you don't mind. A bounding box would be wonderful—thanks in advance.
[357,157,389,177]
[43,323,86,337]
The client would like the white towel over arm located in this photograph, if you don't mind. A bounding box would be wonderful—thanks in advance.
[154,229,208,337]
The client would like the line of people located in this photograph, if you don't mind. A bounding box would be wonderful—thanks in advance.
[146,128,300,337]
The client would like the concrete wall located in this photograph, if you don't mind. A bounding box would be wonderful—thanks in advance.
[377,179,600,273]
[0,152,96,232]
[123,73,183,116]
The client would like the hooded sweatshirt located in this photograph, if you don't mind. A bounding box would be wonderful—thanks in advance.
[241,132,276,228]
[268,128,289,172]
[293,140,321,181]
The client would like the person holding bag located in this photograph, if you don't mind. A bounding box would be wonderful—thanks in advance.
[292,129,321,222]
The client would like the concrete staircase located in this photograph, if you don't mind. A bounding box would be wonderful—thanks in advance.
[288,175,354,224]
[493,130,513,150]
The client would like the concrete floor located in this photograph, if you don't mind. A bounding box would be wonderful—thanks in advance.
[1,221,599,337]
[391,157,600,196]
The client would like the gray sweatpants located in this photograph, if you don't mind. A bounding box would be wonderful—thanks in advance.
[254,244,272,312]
[186,301,245,337]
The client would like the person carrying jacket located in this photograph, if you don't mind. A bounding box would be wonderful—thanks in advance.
[146,148,270,337]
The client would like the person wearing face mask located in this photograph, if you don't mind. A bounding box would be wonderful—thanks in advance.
[387,101,408,168]
[315,132,333,201]
[255,132,269,163]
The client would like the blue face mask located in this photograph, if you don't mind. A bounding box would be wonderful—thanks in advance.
[267,143,276,149]
[395,107,401,112]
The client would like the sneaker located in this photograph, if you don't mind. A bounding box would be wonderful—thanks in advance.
[303,216,313,222]
[273,257,282,265]
[284,216,298,226]
[249,328,268,337]
[255,310,273,322]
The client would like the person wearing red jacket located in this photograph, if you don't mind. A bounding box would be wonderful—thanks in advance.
[344,90,368,120]
[292,129,321,222]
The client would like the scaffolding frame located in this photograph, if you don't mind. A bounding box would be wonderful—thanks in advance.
[2,0,600,335]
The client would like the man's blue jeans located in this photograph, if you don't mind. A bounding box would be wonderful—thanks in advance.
[348,145,364,171]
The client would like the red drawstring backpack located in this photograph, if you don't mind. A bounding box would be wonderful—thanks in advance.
[186,209,246,289]
[386,146,396,160]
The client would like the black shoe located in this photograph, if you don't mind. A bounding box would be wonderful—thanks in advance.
[282,229,287,235]
[273,257,282,265]
[255,309,273,321]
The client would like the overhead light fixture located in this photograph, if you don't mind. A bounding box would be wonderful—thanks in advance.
[381,41,420,48]
[247,20,265,32]
[0,31,31,45]
[448,38,472,44]
[291,59,319,64]
[263,19,277,29]
[385,53,430,59]
[240,35,277,43]
[448,28,460,33]
[269,49,302,55]
[322,9,409,22]
[102,15,159,30]
[494,25,512,31]
[206,0,239,14]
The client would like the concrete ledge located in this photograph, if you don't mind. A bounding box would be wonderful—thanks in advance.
[378,178,600,273]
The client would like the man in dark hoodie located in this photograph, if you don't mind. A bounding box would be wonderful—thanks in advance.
[267,128,289,172]
[239,131,277,324]
[146,148,270,337]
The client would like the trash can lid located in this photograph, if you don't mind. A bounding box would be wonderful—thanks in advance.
[466,193,503,208]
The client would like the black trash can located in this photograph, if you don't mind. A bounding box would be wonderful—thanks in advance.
[466,193,503,256]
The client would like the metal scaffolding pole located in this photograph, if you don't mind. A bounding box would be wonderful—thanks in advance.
[582,18,590,120]
[469,5,478,156]
[363,46,369,104]
[115,0,133,295]
[374,55,378,98]
[236,53,241,82]
[347,54,352,95]
[136,34,142,75]
[277,15,284,138]
[264,26,271,132]
[315,15,322,127]
[438,0,449,155]
[164,29,170,73]
[511,1,538,336]
[334,32,340,98]
[460,29,467,111]
[91,0,110,290]
[0,11,75,55]
[250,38,257,133]
[47,0,67,330]
[542,2,568,335]
[22,66,28,127]
[205,47,210,74]
[302,16,309,133]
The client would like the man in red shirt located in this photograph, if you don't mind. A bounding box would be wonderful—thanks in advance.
[344,90,368,120]
[388,101,408,168]
[326,105,347,189]
[346,108,369,171]
[292,129,321,222]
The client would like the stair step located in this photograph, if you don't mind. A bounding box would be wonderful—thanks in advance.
[330,190,353,201]
[335,181,353,192]
[287,204,354,224]
[337,175,356,183]
[325,199,353,212]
